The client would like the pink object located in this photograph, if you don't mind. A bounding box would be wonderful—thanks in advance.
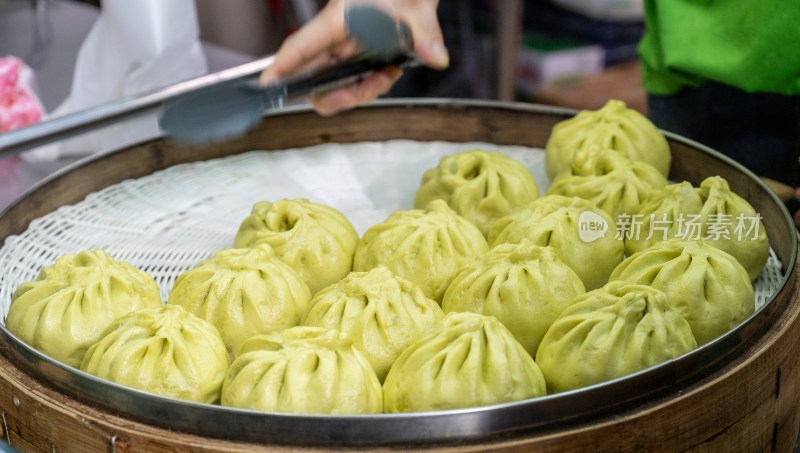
[0,56,45,207]
[0,56,44,133]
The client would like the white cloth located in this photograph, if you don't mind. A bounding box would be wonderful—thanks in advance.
[24,0,207,161]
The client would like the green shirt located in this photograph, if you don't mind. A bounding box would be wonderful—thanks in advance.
[637,0,800,96]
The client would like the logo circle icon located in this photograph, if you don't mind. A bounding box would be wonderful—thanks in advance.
[578,210,608,243]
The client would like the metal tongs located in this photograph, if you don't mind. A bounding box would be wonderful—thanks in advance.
[158,5,417,144]
[0,5,417,156]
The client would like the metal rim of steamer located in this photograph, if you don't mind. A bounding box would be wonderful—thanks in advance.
[0,99,795,447]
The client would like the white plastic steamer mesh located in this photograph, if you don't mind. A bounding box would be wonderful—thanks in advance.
[0,140,784,319]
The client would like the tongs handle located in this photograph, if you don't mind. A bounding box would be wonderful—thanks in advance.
[266,50,417,103]
[0,56,276,158]
[266,4,417,103]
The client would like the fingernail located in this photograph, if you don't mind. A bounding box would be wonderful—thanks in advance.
[431,42,450,68]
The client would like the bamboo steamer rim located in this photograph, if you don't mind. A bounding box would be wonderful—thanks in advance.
[0,100,796,451]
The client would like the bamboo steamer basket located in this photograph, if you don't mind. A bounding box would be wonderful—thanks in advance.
[0,100,797,452]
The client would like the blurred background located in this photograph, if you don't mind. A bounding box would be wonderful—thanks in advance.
[197,0,647,113]
[0,0,647,112]
[0,0,647,207]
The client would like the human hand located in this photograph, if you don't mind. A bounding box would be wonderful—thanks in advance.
[259,0,448,116]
